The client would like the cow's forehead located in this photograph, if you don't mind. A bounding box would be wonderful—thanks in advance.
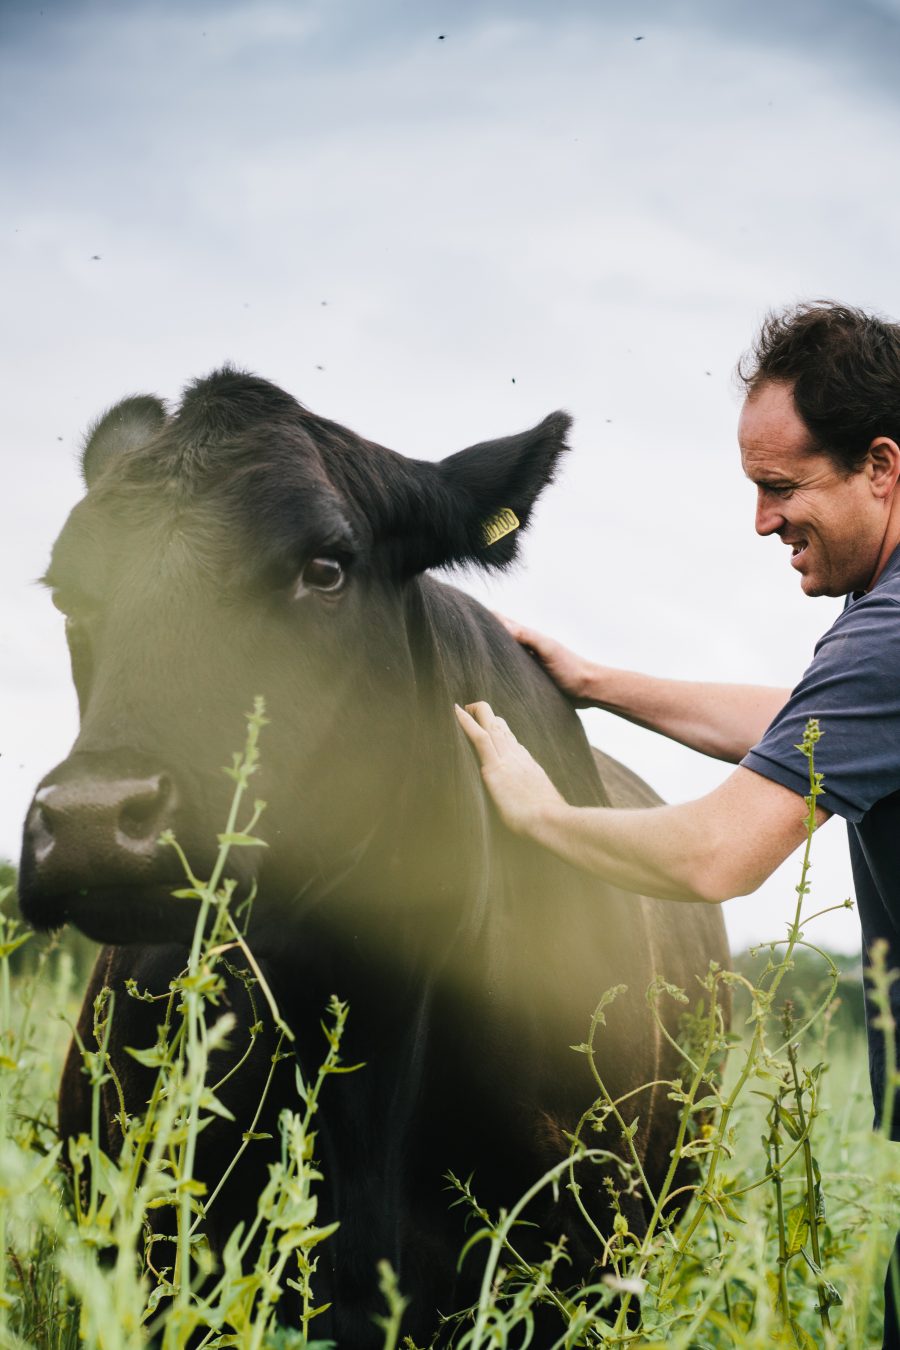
[46,490,196,606]
[47,454,361,607]
[45,492,136,602]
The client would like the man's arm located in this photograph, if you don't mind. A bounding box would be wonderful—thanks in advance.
[500,618,790,763]
[455,701,830,903]
[583,667,791,764]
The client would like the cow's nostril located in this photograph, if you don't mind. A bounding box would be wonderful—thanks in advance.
[118,775,172,841]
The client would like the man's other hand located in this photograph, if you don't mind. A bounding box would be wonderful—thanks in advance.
[497,616,593,707]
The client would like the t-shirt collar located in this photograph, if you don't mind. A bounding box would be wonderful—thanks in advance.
[849,538,900,604]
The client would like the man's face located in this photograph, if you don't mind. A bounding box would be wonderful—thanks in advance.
[739,380,882,597]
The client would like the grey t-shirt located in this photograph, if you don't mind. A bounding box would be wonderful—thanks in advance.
[742,543,900,1136]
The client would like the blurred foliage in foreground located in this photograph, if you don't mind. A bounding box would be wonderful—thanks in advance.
[1,715,897,1347]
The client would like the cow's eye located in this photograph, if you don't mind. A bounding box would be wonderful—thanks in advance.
[301,557,345,593]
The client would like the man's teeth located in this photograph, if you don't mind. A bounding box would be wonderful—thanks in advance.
[791,542,807,556]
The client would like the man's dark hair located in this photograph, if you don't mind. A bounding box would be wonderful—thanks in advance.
[737,301,900,472]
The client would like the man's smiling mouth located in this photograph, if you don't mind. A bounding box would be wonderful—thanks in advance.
[788,539,809,565]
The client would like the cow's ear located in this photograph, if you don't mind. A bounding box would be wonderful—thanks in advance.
[393,411,572,575]
[81,395,167,486]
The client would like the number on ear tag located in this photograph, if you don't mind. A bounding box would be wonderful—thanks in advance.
[481,507,520,547]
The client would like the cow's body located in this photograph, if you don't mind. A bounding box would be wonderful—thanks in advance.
[20,371,728,1345]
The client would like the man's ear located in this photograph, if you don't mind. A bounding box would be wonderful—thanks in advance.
[867,436,900,500]
[385,411,572,576]
[81,395,167,486]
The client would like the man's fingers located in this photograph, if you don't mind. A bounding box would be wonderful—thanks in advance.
[462,700,496,727]
[496,614,553,661]
[454,703,501,767]
[463,701,517,742]
[496,614,532,645]
[456,700,523,760]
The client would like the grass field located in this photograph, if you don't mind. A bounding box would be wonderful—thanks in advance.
[2,717,899,1348]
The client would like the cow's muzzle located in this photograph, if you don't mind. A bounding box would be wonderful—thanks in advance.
[19,770,181,934]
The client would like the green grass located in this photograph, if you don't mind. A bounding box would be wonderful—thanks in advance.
[2,712,898,1348]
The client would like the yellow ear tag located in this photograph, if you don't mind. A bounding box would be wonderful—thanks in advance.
[481,507,520,547]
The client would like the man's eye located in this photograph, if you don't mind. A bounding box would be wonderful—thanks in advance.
[766,484,794,499]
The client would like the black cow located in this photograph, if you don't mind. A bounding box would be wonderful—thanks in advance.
[19,370,728,1346]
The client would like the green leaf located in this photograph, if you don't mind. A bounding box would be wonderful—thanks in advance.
[679,1138,715,1159]
[711,1190,746,1225]
[690,1094,723,1112]
[197,1086,236,1121]
[785,1200,809,1256]
[176,1178,208,1197]
[0,932,31,959]
[789,1321,818,1350]
[777,1105,803,1141]
[277,1221,340,1254]
[125,1043,170,1068]
[217,832,269,848]
[174,969,224,997]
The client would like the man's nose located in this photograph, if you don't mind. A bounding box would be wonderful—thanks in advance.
[755,490,784,537]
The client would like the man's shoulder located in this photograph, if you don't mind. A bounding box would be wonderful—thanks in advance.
[822,570,900,647]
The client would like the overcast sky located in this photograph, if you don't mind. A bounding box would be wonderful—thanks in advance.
[4,0,900,955]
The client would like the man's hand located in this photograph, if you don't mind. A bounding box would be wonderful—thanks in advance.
[454,701,566,835]
[497,616,594,707]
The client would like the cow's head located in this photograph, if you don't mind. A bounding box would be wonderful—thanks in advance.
[19,370,571,949]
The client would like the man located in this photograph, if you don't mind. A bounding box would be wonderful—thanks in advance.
[455,301,900,1346]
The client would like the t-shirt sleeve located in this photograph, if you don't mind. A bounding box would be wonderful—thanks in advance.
[741,593,900,823]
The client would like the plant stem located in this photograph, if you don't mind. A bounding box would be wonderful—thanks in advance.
[787,1041,832,1332]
